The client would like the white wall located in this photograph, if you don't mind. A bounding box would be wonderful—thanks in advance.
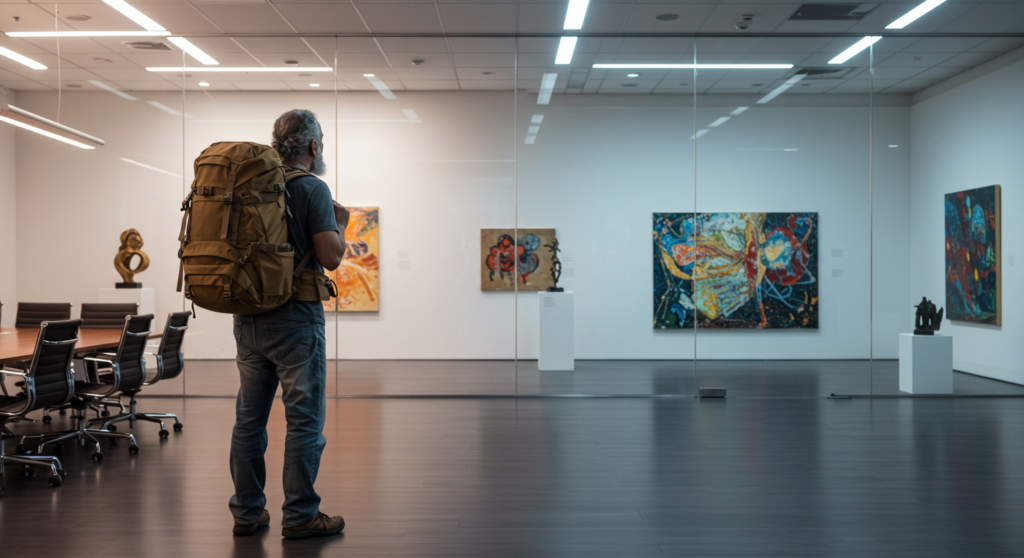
[12,89,910,360]
[910,49,1024,385]
[0,88,14,326]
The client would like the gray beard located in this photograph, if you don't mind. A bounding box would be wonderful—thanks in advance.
[310,149,327,176]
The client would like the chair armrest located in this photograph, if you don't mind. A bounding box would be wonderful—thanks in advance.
[83,357,115,365]
[0,368,28,378]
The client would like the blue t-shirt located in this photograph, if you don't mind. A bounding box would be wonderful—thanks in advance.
[259,174,339,324]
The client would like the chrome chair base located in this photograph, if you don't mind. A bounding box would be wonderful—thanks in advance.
[1,436,65,487]
[88,395,181,437]
[20,409,140,462]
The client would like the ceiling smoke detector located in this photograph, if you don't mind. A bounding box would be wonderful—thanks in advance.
[621,83,638,87]
[93,57,114,64]
[412,59,424,66]
[66,84,82,88]
[735,14,754,30]
[284,60,299,65]
[482,71,493,75]
[655,13,679,21]
[298,73,313,77]
[65,14,91,22]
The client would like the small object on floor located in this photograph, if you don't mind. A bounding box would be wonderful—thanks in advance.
[699,387,727,398]
[233,509,271,536]
[282,512,345,540]
[913,296,944,335]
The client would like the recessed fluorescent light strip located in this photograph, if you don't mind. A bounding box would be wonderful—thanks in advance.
[0,46,46,70]
[537,73,557,105]
[7,31,170,37]
[120,158,182,178]
[708,117,730,128]
[366,76,396,100]
[563,0,590,29]
[594,64,793,69]
[555,37,577,65]
[0,105,104,149]
[730,106,749,116]
[757,74,806,104]
[102,0,166,31]
[88,80,138,101]
[147,67,332,72]
[828,36,881,65]
[167,37,218,66]
[887,0,947,29]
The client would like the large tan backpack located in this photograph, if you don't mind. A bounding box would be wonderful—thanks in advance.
[176,142,334,315]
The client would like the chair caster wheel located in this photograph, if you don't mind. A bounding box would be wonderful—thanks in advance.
[21,468,35,479]
[48,475,62,487]
[42,415,52,424]
[58,410,66,416]
[129,444,140,455]
[15,444,28,455]
[108,425,117,432]
[173,423,183,432]
[101,411,110,417]
[57,469,67,479]
[92,452,103,463]
[159,430,169,439]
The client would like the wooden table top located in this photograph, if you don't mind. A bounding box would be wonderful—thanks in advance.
[0,328,163,365]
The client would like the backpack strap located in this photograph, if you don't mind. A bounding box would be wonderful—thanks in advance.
[283,167,313,184]
[220,161,240,239]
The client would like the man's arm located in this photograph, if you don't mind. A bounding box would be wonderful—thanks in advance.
[313,201,349,271]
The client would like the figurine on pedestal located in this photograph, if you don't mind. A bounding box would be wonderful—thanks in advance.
[544,238,564,293]
[913,296,944,335]
[114,229,150,289]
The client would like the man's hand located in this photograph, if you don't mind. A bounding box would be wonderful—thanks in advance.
[334,201,350,232]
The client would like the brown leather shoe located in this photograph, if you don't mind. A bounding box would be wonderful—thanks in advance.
[233,509,270,536]
[281,512,345,540]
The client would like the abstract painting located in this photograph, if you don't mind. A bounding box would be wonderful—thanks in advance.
[654,213,818,329]
[323,207,379,312]
[945,185,1001,325]
[481,229,556,291]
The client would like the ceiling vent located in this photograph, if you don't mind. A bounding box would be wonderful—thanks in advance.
[120,41,172,51]
[795,68,855,79]
[789,3,878,21]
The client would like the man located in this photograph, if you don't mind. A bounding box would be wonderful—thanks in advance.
[229,109,349,540]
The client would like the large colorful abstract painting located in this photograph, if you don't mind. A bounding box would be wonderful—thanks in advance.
[945,185,1001,325]
[323,207,379,312]
[653,213,818,329]
[481,229,556,291]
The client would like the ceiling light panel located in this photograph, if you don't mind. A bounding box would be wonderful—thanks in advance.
[147,67,333,72]
[0,46,47,70]
[887,0,947,29]
[0,105,104,148]
[555,37,578,65]
[828,36,882,64]
[563,0,590,30]
[167,37,219,65]
[101,0,166,31]
[7,31,171,38]
[594,64,794,69]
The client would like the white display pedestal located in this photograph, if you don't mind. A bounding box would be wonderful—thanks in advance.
[99,287,155,317]
[538,291,574,371]
[899,333,953,394]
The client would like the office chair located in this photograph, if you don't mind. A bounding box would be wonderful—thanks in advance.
[15,303,72,328]
[72,303,140,419]
[0,319,81,494]
[19,315,152,463]
[94,312,189,438]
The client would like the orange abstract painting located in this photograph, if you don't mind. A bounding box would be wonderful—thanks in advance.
[323,207,379,312]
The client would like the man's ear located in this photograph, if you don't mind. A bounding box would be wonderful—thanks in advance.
[310,138,319,159]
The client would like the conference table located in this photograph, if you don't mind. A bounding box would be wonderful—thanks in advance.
[0,328,163,366]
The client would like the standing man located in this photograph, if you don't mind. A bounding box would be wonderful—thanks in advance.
[229,109,350,540]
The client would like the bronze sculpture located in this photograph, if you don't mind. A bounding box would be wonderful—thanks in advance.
[114,229,150,288]
[913,296,944,335]
[544,238,564,293]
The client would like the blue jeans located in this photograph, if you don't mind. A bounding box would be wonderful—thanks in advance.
[229,316,327,527]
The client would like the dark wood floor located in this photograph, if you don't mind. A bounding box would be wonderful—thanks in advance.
[3,390,1024,556]
[143,359,1024,397]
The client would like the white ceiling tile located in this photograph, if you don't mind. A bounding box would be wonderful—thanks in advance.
[87,68,163,81]
[902,37,989,53]
[183,38,247,55]
[193,5,293,34]
[969,37,1024,53]
[393,67,457,80]
[938,2,1024,33]
[878,51,956,67]
[516,3,629,33]
[772,20,857,33]
[446,37,515,53]
[909,66,970,81]
[618,37,691,54]
[402,80,460,90]
[621,5,715,33]
[697,4,801,34]
[865,66,926,80]
[248,53,326,67]
[101,80,178,91]
[890,78,941,91]
[740,51,811,65]
[233,38,312,54]
[0,4,75,31]
[452,52,514,68]
[455,67,511,80]
[19,36,114,54]
[334,53,391,68]
[1,81,52,90]
[376,37,449,53]
[693,37,763,53]
[231,80,292,91]
[355,4,443,33]
[118,3,223,34]
[60,52,138,69]
[438,4,516,33]
[458,80,514,90]
[120,50,192,67]
[328,38,383,55]
[937,51,1002,67]
[6,67,98,81]
[752,37,832,53]
[519,51,596,68]
[273,4,368,34]
[871,38,921,53]
[385,53,454,68]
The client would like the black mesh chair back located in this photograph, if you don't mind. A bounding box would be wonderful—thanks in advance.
[80,303,138,329]
[16,303,72,329]
[155,312,190,382]
[26,319,82,410]
[110,314,154,392]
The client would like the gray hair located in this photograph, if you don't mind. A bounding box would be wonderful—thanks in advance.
[272,109,322,160]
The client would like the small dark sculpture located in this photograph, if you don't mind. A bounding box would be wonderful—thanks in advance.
[544,238,563,293]
[913,296,944,335]
[114,229,150,288]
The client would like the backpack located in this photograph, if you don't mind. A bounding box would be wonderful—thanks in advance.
[177,142,334,315]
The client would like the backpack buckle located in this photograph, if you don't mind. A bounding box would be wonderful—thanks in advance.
[223,192,233,203]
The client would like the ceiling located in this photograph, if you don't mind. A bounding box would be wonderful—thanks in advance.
[0,0,1022,96]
